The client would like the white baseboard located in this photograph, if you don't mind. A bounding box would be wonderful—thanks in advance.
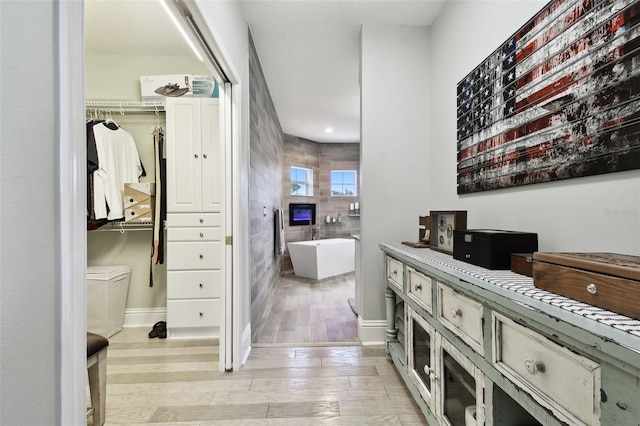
[123,307,166,328]
[240,323,252,367]
[357,316,386,345]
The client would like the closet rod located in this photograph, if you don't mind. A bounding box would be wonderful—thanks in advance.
[85,100,165,113]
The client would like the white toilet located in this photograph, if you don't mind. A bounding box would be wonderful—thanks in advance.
[87,265,132,338]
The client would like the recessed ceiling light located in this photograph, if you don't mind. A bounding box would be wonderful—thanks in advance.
[325,127,334,133]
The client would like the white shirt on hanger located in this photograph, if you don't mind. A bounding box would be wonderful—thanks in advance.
[92,123,142,220]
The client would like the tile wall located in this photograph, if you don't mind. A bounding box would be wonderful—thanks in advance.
[249,31,284,338]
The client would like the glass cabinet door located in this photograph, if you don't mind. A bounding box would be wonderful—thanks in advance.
[408,308,438,414]
[440,337,485,426]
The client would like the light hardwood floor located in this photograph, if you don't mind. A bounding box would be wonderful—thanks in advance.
[91,327,428,425]
[88,273,427,424]
[253,272,359,345]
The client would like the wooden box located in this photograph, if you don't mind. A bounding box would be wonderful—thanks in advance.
[453,229,538,270]
[511,253,534,277]
[533,252,640,320]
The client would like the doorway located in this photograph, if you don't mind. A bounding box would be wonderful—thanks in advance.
[59,1,247,423]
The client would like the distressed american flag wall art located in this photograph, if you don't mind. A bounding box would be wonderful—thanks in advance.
[456,0,640,194]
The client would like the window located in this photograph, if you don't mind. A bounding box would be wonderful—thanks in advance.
[331,170,357,196]
[291,166,313,196]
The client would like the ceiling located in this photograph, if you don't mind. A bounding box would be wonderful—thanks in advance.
[85,0,446,143]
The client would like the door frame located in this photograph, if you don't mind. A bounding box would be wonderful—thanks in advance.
[57,1,242,423]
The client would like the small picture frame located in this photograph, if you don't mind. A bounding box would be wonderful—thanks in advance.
[429,211,467,254]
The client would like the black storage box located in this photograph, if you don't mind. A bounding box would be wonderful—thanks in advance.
[453,229,538,270]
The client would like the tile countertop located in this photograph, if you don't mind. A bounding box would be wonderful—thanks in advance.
[380,242,640,354]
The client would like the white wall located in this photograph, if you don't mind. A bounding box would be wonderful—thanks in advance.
[86,54,209,100]
[429,1,640,255]
[0,1,59,423]
[360,25,431,322]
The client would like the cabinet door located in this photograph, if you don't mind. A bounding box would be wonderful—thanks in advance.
[200,99,222,212]
[439,336,485,426]
[408,308,439,417]
[166,98,202,212]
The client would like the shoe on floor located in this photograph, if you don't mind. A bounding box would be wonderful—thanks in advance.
[148,321,167,338]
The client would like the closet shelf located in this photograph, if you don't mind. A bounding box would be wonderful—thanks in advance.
[86,100,165,113]
[93,221,154,232]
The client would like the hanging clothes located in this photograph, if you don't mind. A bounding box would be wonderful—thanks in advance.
[86,119,100,220]
[150,127,166,287]
[152,128,166,264]
[92,122,143,220]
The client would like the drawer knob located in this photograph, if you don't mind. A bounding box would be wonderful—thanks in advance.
[392,269,397,275]
[194,154,199,159]
[450,308,462,318]
[465,254,471,259]
[199,283,203,288]
[203,153,207,159]
[199,254,204,259]
[415,284,422,291]
[524,359,545,375]
[423,365,431,375]
[199,312,204,317]
[587,283,598,295]
[200,232,204,238]
[199,218,204,223]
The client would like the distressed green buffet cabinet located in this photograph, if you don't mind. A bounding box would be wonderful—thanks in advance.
[380,243,640,426]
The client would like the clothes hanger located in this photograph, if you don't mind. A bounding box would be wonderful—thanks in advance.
[103,109,119,130]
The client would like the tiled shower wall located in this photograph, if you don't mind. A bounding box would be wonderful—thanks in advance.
[283,135,361,271]
[249,31,284,339]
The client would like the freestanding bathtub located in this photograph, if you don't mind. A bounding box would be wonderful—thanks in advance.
[288,238,355,280]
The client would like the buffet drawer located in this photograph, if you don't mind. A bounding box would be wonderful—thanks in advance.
[167,270,221,299]
[167,241,221,270]
[387,256,404,291]
[167,227,222,242]
[437,282,484,354]
[167,299,220,328]
[407,266,433,314]
[493,313,601,425]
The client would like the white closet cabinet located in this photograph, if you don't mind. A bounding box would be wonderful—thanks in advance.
[165,98,224,339]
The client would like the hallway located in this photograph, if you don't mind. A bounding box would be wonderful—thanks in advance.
[91,327,427,424]
[253,272,359,345]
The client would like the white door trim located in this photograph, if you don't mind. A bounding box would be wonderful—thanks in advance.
[57,1,87,424]
[222,82,234,371]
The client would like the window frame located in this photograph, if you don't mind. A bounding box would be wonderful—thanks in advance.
[330,169,358,197]
[290,166,314,197]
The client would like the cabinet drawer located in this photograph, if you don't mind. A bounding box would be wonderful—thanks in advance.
[166,213,221,227]
[167,270,221,299]
[492,313,601,426]
[167,242,221,270]
[407,266,433,314]
[387,257,404,290]
[167,227,222,242]
[437,282,484,355]
[167,299,220,328]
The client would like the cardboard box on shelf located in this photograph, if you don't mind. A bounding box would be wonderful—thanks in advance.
[123,183,155,223]
[124,203,154,223]
[192,75,219,98]
[140,74,192,102]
